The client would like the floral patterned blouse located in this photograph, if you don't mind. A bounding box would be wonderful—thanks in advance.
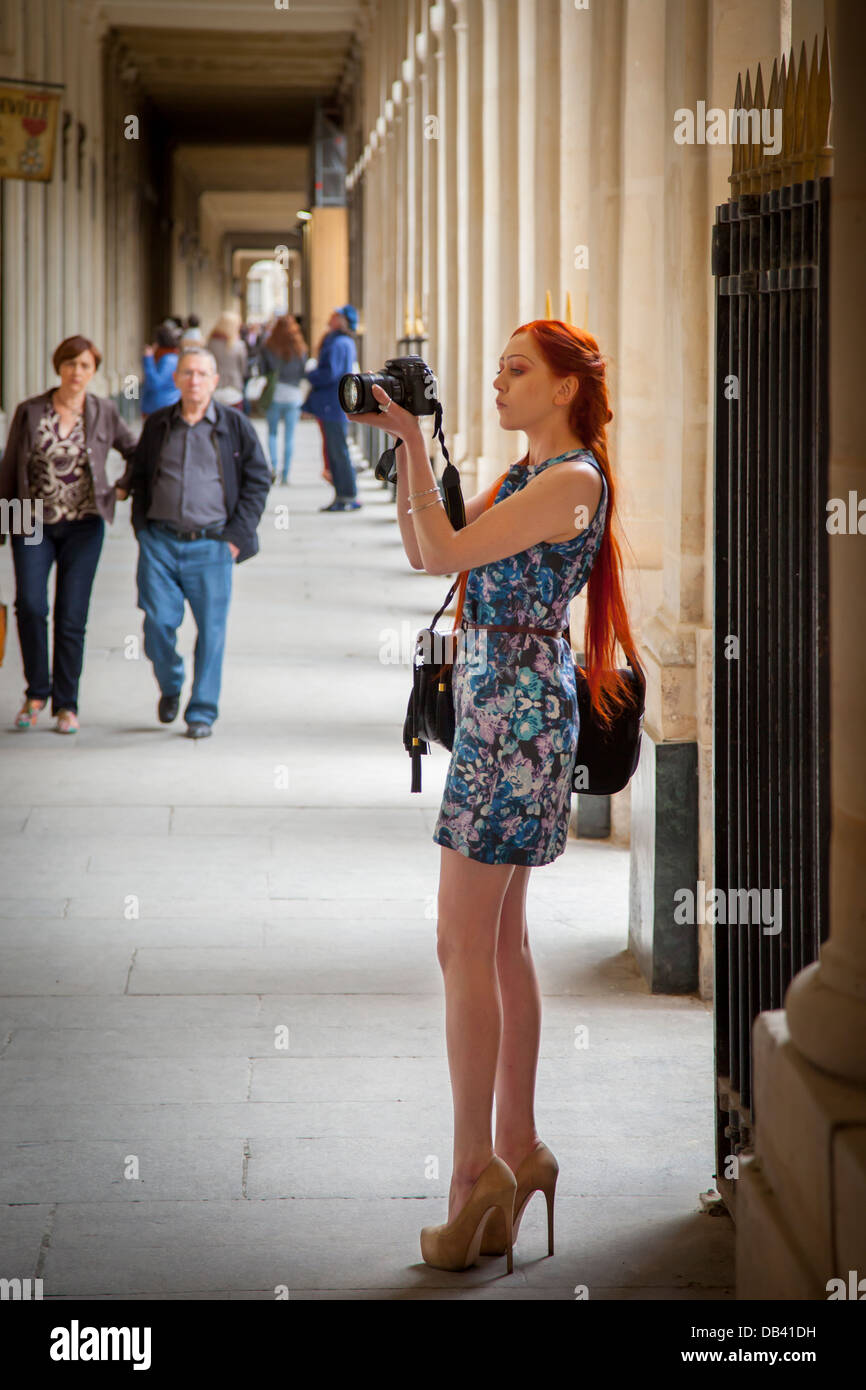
[26,399,98,523]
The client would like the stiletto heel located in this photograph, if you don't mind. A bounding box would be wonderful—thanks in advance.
[480,1141,559,1257]
[503,1193,515,1274]
[420,1156,517,1272]
[545,1181,555,1256]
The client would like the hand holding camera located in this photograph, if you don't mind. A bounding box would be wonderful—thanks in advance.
[338,355,439,482]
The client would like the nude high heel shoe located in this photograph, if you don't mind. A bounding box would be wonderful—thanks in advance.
[479,1141,559,1257]
[420,1155,517,1273]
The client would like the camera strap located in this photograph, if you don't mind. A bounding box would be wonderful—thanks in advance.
[432,401,466,531]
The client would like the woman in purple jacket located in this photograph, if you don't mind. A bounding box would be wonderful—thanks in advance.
[0,335,137,732]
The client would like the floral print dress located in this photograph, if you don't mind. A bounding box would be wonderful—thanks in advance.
[432,448,608,866]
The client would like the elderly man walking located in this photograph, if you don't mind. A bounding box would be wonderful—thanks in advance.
[118,346,270,737]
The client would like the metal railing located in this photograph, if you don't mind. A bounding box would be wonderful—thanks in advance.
[711,36,833,1207]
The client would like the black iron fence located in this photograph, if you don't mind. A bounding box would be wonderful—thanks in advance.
[711,37,832,1208]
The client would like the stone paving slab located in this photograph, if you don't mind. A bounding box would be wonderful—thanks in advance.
[0,1139,245,1203]
[244,1134,713,1200]
[0,947,135,995]
[0,916,267,949]
[0,1055,250,1106]
[36,1193,733,1296]
[1,1096,714,1143]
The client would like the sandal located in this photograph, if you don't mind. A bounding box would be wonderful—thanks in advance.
[55,709,79,734]
[15,697,45,730]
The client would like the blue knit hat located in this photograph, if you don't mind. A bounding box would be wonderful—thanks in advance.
[336,304,358,332]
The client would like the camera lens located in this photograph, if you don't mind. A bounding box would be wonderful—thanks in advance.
[339,376,363,413]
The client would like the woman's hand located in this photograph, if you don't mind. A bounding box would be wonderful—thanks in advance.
[345,382,422,443]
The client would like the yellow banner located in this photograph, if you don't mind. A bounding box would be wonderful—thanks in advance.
[0,82,62,182]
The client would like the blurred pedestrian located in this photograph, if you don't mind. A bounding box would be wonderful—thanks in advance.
[303,305,360,511]
[207,311,247,410]
[141,323,182,418]
[0,335,137,733]
[181,314,204,347]
[258,314,308,484]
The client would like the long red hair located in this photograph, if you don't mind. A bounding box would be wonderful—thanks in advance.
[511,319,643,732]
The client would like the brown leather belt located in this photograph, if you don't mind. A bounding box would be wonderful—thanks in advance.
[461,620,568,639]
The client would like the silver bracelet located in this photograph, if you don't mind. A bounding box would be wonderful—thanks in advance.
[407,496,445,515]
[408,486,441,501]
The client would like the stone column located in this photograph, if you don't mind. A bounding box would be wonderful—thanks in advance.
[452,0,471,463]
[476,0,506,485]
[401,13,417,347]
[463,0,486,468]
[415,12,431,349]
[44,0,64,378]
[515,0,537,323]
[429,0,450,418]
[23,0,47,391]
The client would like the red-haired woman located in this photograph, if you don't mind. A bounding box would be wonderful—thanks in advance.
[349,320,643,1273]
[0,335,137,732]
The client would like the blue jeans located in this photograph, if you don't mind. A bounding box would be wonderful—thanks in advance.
[10,514,105,714]
[321,416,357,500]
[266,401,301,480]
[136,523,234,726]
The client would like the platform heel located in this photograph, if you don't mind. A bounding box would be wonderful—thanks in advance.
[420,1155,517,1272]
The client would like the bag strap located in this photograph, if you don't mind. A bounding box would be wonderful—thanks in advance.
[450,470,509,633]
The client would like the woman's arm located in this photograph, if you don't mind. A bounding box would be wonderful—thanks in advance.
[396,463,500,571]
[111,406,140,495]
[401,426,602,576]
[394,439,424,570]
[0,402,25,504]
[348,383,602,577]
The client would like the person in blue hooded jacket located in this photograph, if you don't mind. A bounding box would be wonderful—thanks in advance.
[302,305,362,511]
[141,323,182,418]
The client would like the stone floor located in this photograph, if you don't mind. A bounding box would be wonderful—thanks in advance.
[0,418,734,1299]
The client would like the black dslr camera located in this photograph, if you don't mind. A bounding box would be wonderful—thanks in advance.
[338,355,439,482]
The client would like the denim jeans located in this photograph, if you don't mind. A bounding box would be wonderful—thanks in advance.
[11,514,105,714]
[266,401,301,480]
[136,522,234,726]
[321,416,357,500]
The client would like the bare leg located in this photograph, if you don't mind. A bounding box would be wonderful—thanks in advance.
[492,866,543,1172]
[436,846,514,1222]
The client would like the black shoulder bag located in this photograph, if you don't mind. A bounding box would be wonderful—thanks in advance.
[569,637,646,795]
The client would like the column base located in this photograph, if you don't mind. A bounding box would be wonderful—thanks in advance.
[735,1010,866,1298]
[628,727,699,992]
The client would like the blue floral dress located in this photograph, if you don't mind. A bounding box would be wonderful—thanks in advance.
[432,448,608,866]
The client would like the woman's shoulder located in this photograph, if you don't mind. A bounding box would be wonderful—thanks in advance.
[22,389,53,409]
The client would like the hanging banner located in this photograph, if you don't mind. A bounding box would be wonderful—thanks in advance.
[0,79,63,182]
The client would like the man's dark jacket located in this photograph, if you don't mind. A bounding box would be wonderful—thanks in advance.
[123,400,270,564]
